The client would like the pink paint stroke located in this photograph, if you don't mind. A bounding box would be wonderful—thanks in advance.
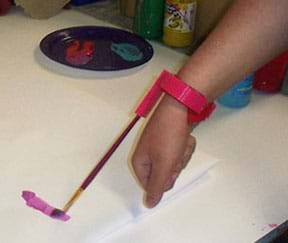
[22,191,70,221]
[268,224,278,228]
[261,223,278,231]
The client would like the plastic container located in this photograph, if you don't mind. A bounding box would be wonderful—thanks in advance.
[217,75,254,108]
[163,0,197,47]
[133,0,165,39]
[253,51,288,93]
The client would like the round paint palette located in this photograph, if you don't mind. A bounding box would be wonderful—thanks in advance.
[40,26,154,71]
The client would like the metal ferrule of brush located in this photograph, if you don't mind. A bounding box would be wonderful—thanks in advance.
[63,188,84,212]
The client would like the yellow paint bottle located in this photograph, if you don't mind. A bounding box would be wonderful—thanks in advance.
[163,0,197,47]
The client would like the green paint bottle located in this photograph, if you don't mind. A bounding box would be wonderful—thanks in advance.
[133,0,165,39]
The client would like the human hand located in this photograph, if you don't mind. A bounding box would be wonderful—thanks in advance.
[132,95,196,208]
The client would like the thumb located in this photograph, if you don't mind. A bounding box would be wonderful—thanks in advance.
[145,161,172,208]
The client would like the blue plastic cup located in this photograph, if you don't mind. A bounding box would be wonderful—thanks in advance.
[217,74,254,108]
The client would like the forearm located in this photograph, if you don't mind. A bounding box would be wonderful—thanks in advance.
[178,0,288,101]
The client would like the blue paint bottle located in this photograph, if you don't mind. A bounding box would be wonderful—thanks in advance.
[217,74,254,108]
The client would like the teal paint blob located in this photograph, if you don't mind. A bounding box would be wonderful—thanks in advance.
[111,43,143,62]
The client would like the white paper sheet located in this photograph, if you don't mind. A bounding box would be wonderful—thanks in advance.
[0,66,218,243]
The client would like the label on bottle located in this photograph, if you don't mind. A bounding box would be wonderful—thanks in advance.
[164,0,196,33]
[233,80,253,97]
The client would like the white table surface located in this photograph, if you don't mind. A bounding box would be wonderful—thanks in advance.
[1,7,288,243]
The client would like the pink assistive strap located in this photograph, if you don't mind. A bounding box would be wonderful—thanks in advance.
[135,70,215,122]
[159,70,209,114]
[135,75,162,117]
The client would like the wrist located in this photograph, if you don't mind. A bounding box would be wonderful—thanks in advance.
[136,70,216,123]
[161,94,188,113]
[160,95,196,129]
[159,70,216,123]
[177,69,217,102]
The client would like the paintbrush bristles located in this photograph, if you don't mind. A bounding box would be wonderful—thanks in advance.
[63,188,84,212]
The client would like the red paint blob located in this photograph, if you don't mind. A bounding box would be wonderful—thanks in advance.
[65,40,95,66]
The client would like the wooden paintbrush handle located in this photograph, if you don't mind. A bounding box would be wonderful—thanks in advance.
[80,115,141,190]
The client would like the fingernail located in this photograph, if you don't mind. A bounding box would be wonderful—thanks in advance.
[145,194,161,208]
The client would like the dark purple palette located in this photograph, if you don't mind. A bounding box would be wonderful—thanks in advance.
[40,26,154,71]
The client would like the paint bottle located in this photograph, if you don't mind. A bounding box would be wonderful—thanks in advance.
[253,51,288,93]
[133,0,165,39]
[217,75,254,108]
[163,0,197,47]
[281,69,288,95]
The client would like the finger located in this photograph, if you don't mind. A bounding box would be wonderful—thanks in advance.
[131,152,151,190]
[164,170,180,191]
[182,135,196,169]
[165,136,196,191]
[145,160,173,208]
[164,162,183,191]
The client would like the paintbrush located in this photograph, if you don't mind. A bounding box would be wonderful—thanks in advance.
[22,71,163,221]
[22,115,140,221]
[51,115,141,217]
